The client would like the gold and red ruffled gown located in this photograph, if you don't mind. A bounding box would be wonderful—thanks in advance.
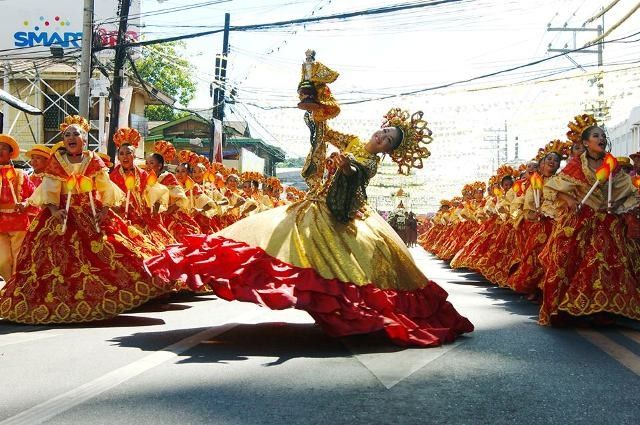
[158,171,201,242]
[147,122,473,347]
[0,151,175,324]
[538,154,640,325]
[110,164,176,248]
[505,183,554,295]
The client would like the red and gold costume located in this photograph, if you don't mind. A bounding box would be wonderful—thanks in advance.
[147,98,472,347]
[0,149,174,324]
[111,165,176,247]
[538,154,640,325]
[0,164,35,281]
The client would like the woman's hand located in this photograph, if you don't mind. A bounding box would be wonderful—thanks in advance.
[96,207,110,225]
[336,154,355,176]
[50,206,67,223]
[14,202,27,213]
[558,193,578,213]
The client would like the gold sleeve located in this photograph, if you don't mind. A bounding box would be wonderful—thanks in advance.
[95,170,125,207]
[323,126,359,152]
[28,175,61,207]
[145,183,170,213]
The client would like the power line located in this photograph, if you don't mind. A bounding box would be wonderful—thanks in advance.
[97,0,468,49]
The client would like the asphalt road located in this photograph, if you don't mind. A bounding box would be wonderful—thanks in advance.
[1,247,638,425]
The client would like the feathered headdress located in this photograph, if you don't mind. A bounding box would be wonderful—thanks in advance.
[382,108,433,175]
[59,115,90,133]
[113,128,142,148]
[153,140,176,162]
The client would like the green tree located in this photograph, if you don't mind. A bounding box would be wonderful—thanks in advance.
[135,41,197,121]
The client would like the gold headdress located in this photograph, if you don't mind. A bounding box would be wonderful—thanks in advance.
[566,114,598,144]
[382,108,433,175]
[240,171,264,183]
[471,181,486,192]
[59,115,90,133]
[197,155,210,169]
[113,128,142,148]
[461,184,473,197]
[440,199,451,207]
[265,176,283,191]
[153,140,176,162]
[177,149,199,167]
[535,139,571,161]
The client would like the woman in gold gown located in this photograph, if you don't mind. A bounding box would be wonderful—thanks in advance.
[147,99,473,347]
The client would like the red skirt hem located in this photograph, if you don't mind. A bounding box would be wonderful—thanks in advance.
[146,235,474,347]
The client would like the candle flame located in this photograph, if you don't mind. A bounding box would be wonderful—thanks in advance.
[65,174,77,191]
[77,175,93,193]
[632,175,640,188]
[184,177,195,191]
[4,167,16,180]
[595,164,610,183]
[147,171,158,186]
[125,174,136,190]
[604,153,618,172]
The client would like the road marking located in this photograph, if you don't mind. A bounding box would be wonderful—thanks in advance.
[344,340,464,389]
[619,329,640,345]
[0,312,264,425]
[0,331,60,348]
[577,329,640,376]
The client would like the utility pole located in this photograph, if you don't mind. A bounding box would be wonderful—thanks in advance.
[547,21,608,121]
[78,0,94,119]
[483,124,508,170]
[209,13,230,162]
[107,0,132,161]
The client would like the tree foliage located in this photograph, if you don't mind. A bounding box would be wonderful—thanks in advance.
[135,41,197,121]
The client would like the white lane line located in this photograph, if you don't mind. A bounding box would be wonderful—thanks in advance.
[577,329,640,376]
[0,312,264,425]
[619,329,640,345]
[0,332,61,348]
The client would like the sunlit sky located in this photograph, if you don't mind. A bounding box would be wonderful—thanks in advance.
[138,0,640,201]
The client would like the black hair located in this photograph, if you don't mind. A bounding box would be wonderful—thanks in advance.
[151,153,165,168]
[178,162,192,173]
[252,180,260,190]
[501,175,514,184]
[580,125,601,142]
[391,126,404,150]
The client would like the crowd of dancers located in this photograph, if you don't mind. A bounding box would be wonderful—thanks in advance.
[419,114,640,326]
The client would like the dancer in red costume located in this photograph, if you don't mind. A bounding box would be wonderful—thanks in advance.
[0,135,36,282]
[146,56,472,347]
[110,128,176,248]
[538,124,640,325]
[506,148,564,296]
[147,141,201,242]
[0,116,174,324]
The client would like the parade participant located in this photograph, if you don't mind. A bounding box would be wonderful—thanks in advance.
[174,154,220,234]
[0,135,35,282]
[0,116,174,324]
[146,142,201,242]
[538,124,640,325]
[98,153,114,169]
[630,151,640,176]
[147,95,473,347]
[506,148,564,297]
[111,128,175,248]
[25,144,52,187]
[617,157,633,174]
[569,141,586,159]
